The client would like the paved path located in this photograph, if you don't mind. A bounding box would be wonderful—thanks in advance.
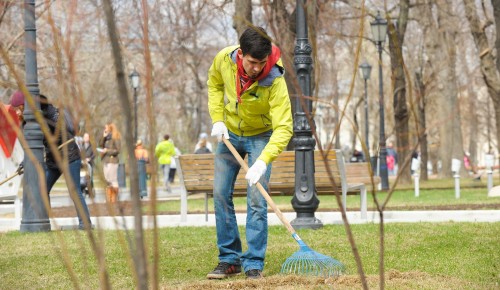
[1,185,500,232]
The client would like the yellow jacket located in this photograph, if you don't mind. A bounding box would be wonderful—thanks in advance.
[155,140,175,165]
[207,45,293,164]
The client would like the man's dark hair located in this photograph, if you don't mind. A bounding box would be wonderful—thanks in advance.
[164,134,170,140]
[239,27,272,60]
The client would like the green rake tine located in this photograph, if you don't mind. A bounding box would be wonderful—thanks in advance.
[280,233,345,278]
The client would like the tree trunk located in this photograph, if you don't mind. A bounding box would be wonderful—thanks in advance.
[388,0,411,183]
[263,0,296,150]
[414,71,429,180]
[467,85,479,173]
[493,0,500,73]
[434,3,452,177]
[421,0,465,178]
[464,0,500,164]
[350,98,364,155]
[456,37,479,174]
[233,0,252,37]
[102,0,148,289]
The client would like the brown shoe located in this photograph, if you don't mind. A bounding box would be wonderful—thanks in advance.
[105,186,113,203]
[111,187,119,203]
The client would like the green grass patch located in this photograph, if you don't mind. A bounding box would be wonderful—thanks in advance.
[0,223,499,289]
[152,186,500,214]
[393,176,497,190]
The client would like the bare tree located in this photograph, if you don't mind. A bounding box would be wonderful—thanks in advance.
[102,0,148,289]
[464,0,500,162]
[493,0,500,74]
[414,70,429,179]
[233,0,252,36]
[145,1,232,150]
[1,0,498,288]
[420,0,465,178]
[387,0,412,183]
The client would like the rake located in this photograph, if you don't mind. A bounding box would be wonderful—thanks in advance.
[222,138,345,278]
[0,138,75,186]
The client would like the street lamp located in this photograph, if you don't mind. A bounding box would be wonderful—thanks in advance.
[129,69,140,142]
[359,61,372,158]
[20,0,51,232]
[370,11,389,190]
[290,0,322,229]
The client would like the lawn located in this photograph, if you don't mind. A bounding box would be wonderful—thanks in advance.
[152,184,500,214]
[0,223,499,289]
[10,176,498,288]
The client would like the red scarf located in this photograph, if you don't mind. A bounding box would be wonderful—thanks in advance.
[236,45,281,104]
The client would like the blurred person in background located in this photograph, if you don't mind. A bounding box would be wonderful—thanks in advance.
[99,122,121,203]
[194,139,212,154]
[134,139,149,198]
[194,132,213,153]
[155,134,175,193]
[10,92,92,230]
[168,146,182,184]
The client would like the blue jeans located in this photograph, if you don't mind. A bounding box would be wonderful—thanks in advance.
[213,131,272,272]
[161,164,171,189]
[137,160,148,197]
[46,158,92,229]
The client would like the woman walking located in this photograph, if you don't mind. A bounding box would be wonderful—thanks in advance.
[99,122,121,203]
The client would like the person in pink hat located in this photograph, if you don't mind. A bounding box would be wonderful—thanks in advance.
[10,91,92,230]
[9,91,26,124]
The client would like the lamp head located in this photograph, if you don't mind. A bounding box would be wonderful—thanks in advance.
[359,61,372,80]
[129,69,140,89]
[370,11,388,44]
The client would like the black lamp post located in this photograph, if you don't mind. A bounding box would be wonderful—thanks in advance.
[20,0,50,232]
[370,11,389,190]
[290,0,322,229]
[129,69,140,142]
[359,61,372,158]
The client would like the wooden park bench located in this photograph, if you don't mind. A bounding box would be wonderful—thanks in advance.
[176,150,380,222]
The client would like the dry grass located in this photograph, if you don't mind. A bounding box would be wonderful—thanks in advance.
[161,270,482,289]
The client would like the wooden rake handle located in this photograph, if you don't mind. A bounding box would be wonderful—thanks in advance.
[0,138,74,186]
[59,138,75,149]
[0,171,20,186]
[222,138,296,235]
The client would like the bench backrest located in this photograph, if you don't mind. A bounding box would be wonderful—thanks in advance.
[177,150,357,195]
[345,162,380,189]
[176,154,215,193]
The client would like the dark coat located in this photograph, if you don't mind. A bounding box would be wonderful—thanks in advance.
[84,142,95,167]
[42,103,80,169]
[99,134,121,164]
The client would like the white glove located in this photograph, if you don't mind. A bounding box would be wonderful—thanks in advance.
[211,121,229,142]
[245,159,267,185]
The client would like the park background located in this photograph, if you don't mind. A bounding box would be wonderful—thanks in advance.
[1,0,499,182]
[1,0,500,289]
